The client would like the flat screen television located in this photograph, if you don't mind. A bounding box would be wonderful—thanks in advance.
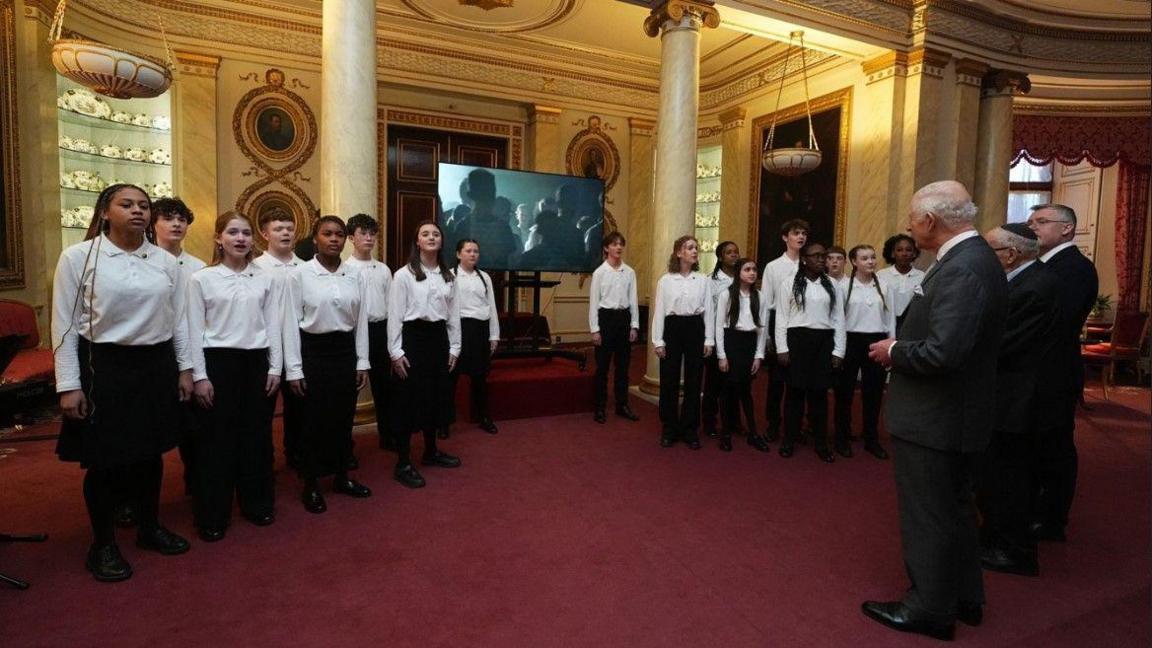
[437,162,605,273]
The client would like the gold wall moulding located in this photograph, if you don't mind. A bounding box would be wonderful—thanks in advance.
[565,115,621,193]
[0,0,24,289]
[459,0,514,9]
[643,0,721,37]
[402,0,576,34]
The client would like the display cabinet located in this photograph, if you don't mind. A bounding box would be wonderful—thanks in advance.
[695,145,722,275]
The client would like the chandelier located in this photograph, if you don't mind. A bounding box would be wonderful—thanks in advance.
[762,31,822,177]
[48,0,173,99]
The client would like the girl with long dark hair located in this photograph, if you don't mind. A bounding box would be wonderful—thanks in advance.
[714,258,770,452]
[446,238,501,437]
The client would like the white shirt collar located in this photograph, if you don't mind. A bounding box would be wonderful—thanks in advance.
[1006,259,1037,282]
[1040,241,1077,263]
[936,230,980,262]
[98,234,151,258]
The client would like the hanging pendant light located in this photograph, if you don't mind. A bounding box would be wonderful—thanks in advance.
[762,31,822,177]
[48,0,174,99]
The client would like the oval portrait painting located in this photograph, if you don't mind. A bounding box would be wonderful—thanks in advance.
[256,106,296,153]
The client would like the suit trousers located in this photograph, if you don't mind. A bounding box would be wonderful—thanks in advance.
[1035,392,1079,529]
[367,320,392,445]
[834,331,888,443]
[977,432,1037,554]
[658,315,705,441]
[194,348,274,529]
[892,437,984,620]
[593,308,632,409]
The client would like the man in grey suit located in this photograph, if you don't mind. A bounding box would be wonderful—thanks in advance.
[862,181,1008,641]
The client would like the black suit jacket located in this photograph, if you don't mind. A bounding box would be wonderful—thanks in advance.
[1040,245,1098,393]
[886,235,1008,453]
[993,262,1063,435]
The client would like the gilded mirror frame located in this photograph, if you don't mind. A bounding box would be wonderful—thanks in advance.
[0,0,24,290]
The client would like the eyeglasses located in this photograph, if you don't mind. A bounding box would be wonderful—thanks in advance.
[991,246,1017,253]
[1027,218,1072,226]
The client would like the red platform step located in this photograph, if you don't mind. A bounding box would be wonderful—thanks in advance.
[453,356,593,422]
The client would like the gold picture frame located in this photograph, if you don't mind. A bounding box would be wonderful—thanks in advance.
[0,0,23,289]
[233,69,316,164]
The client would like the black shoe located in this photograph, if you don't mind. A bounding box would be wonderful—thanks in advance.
[136,525,191,555]
[394,464,426,489]
[436,426,450,440]
[594,408,607,424]
[616,404,640,421]
[815,446,836,463]
[245,512,275,527]
[660,434,675,448]
[718,437,732,452]
[834,441,853,458]
[198,527,226,543]
[1030,521,1067,542]
[86,544,132,582]
[422,451,461,468]
[764,427,780,443]
[686,437,702,450]
[860,601,955,641]
[302,487,327,514]
[957,602,983,627]
[333,477,372,498]
[479,418,499,434]
[980,546,1039,576]
[778,442,795,458]
[346,455,359,471]
[114,504,137,529]
[704,427,719,439]
[747,434,771,452]
[864,441,889,460]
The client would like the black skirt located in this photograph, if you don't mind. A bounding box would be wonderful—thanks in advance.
[456,317,492,376]
[785,327,836,390]
[299,331,358,478]
[723,329,758,383]
[56,338,180,469]
[390,320,451,434]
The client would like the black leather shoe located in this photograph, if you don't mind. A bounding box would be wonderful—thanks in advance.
[114,504,137,529]
[981,546,1039,576]
[1030,521,1067,542]
[660,434,675,448]
[835,441,853,458]
[198,527,226,543]
[864,442,890,460]
[245,512,275,527]
[333,477,372,498]
[436,426,450,440]
[594,408,607,424]
[778,442,795,458]
[86,544,132,582]
[422,451,461,468]
[957,602,983,627]
[815,446,836,463]
[616,404,641,421]
[394,464,426,489]
[479,418,499,434]
[136,525,191,555]
[302,487,327,513]
[704,427,719,439]
[764,427,780,443]
[747,434,771,452]
[718,437,733,452]
[861,601,955,641]
[346,455,359,471]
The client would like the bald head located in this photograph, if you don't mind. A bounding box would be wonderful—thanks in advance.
[907,181,979,251]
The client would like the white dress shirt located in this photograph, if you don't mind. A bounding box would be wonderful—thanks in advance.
[843,276,896,336]
[650,272,715,349]
[711,272,734,309]
[174,249,206,281]
[343,257,392,323]
[387,264,463,360]
[587,261,639,333]
[52,235,192,392]
[282,258,370,381]
[876,265,926,318]
[252,251,304,274]
[454,267,501,341]
[187,263,284,382]
[1039,240,1077,263]
[774,275,846,358]
[761,253,800,311]
[715,288,768,360]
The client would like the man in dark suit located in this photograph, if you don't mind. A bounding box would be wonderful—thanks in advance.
[1027,203,1099,541]
[862,181,1008,641]
[977,223,1062,577]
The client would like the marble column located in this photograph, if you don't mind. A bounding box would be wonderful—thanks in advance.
[856,52,908,253]
[527,105,562,175]
[173,51,221,262]
[320,0,378,218]
[973,69,1030,232]
[639,0,720,396]
[717,107,750,251]
[628,117,655,305]
[897,47,951,202]
[945,59,989,191]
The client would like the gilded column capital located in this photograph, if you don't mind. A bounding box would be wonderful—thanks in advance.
[907,47,950,79]
[718,107,746,130]
[174,51,222,79]
[861,51,909,85]
[955,58,990,87]
[981,69,1031,98]
[629,117,656,136]
[529,105,561,125]
[643,0,720,38]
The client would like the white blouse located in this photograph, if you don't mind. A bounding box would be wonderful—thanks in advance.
[186,264,284,382]
[876,265,925,317]
[52,235,192,392]
[710,272,734,308]
[454,267,501,341]
[282,258,370,381]
[714,289,768,361]
[387,264,463,360]
[587,261,639,333]
[843,277,896,336]
[650,272,715,349]
[774,275,846,358]
[761,253,799,311]
[344,257,392,323]
[252,251,303,275]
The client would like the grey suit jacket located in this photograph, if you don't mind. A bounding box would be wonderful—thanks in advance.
[885,235,1008,453]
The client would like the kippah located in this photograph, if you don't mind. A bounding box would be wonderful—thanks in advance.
[1001,222,1038,240]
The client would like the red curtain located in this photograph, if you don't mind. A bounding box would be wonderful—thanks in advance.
[1012,114,1152,310]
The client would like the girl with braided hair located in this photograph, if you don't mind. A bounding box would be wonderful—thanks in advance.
[774,242,845,462]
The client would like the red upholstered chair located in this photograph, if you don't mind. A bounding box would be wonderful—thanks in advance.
[0,299,54,387]
[1082,310,1150,399]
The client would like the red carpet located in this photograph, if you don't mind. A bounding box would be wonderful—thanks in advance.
[1,383,1148,647]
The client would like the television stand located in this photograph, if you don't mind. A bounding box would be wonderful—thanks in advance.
[499,271,586,370]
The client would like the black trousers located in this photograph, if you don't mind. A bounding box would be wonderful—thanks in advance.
[764,310,786,434]
[273,379,304,466]
[448,372,490,422]
[701,356,722,431]
[193,348,275,529]
[299,331,358,479]
[658,315,705,441]
[367,320,392,445]
[84,457,163,545]
[892,437,984,620]
[834,331,887,443]
[977,432,1037,554]
[1035,392,1079,529]
[786,387,828,447]
[720,329,758,436]
[594,308,632,409]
